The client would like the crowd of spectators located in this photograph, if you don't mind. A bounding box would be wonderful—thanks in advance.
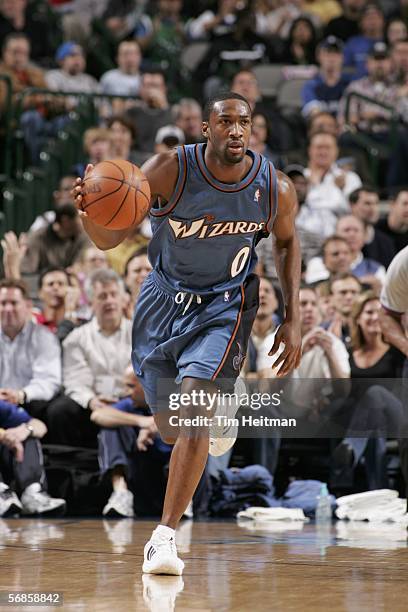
[0,0,408,519]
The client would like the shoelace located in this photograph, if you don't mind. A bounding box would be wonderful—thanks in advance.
[175,291,202,315]
[153,532,177,555]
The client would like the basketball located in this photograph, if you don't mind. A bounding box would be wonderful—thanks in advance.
[81,159,151,230]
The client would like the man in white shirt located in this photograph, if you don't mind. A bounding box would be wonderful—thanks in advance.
[100,41,142,98]
[46,42,100,97]
[379,245,408,497]
[0,279,61,413]
[47,269,132,446]
[304,131,362,237]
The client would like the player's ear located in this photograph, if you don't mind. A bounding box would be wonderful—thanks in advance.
[202,121,209,138]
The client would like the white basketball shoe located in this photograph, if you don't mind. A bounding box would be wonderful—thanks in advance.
[209,377,246,457]
[143,526,184,575]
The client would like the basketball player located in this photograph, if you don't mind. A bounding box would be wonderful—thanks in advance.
[379,245,408,508]
[74,92,302,575]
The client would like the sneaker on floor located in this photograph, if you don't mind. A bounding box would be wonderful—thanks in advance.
[21,483,66,516]
[103,490,134,518]
[209,377,245,457]
[0,483,22,517]
[143,526,184,575]
[142,574,184,612]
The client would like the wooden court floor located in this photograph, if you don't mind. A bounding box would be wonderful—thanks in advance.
[0,518,407,611]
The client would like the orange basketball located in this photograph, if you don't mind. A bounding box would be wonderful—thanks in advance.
[81,159,151,230]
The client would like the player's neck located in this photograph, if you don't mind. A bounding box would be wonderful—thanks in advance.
[204,146,252,184]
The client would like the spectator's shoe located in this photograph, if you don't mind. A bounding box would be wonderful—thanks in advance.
[332,442,355,470]
[143,526,184,575]
[0,484,22,517]
[142,574,184,612]
[21,483,66,516]
[102,490,134,518]
[209,377,245,457]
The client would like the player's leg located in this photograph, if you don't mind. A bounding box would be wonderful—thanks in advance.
[143,376,215,576]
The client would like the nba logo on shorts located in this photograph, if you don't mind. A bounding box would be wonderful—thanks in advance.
[224,291,230,302]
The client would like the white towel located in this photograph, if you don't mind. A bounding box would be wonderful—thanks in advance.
[237,507,308,522]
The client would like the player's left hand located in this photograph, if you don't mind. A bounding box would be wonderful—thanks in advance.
[268,320,302,377]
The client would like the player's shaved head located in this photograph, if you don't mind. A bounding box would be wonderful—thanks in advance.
[203,91,251,122]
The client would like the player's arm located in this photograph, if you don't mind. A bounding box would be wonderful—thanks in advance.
[73,153,179,251]
[268,171,302,377]
[379,308,408,357]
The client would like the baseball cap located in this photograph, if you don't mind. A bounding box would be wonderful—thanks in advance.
[55,41,83,62]
[283,164,305,179]
[318,36,344,53]
[369,41,389,59]
[155,125,185,146]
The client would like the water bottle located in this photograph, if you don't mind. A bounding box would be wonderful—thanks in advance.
[315,483,332,523]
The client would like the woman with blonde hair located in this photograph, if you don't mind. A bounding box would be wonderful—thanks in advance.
[332,291,404,489]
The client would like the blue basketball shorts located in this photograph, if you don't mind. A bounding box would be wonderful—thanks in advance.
[131,270,259,413]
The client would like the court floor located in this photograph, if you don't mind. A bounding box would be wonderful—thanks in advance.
[0,518,406,611]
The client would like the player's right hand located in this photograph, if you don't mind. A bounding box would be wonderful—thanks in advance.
[72,164,94,217]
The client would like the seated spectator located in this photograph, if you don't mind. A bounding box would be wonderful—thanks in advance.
[332,291,404,489]
[136,0,186,99]
[385,17,407,48]
[301,0,342,26]
[327,272,362,346]
[30,175,76,233]
[336,214,386,291]
[154,125,185,154]
[173,98,204,145]
[106,116,138,163]
[100,40,142,100]
[324,0,365,42]
[123,247,152,304]
[187,0,241,41]
[390,37,408,85]
[0,0,58,66]
[105,223,150,276]
[104,0,148,42]
[303,131,362,236]
[47,269,132,446]
[302,36,351,118]
[315,279,336,324]
[305,235,353,284]
[32,267,81,334]
[46,41,100,96]
[0,279,62,421]
[194,5,276,94]
[21,204,90,278]
[125,70,172,154]
[280,16,318,65]
[338,42,398,141]
[0,404,66,516]
[231,69,293,152]
[0,33,69,163]
[349,186,395,267]
[91,366,171,517]
[343,3,385,78]
[296,285,350,380]
[376,189,408,252]
[0,33,45,113]
[246,277,280,379]
[286,111,372,182]
[73,127,113,177]
[249,112,283,168]
[255,0,303,40]
[257,164,322,279]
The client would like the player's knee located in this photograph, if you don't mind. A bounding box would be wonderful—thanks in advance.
[160,434,178,445]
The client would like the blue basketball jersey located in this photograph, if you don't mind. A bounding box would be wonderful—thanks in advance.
[148,143,278,295]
